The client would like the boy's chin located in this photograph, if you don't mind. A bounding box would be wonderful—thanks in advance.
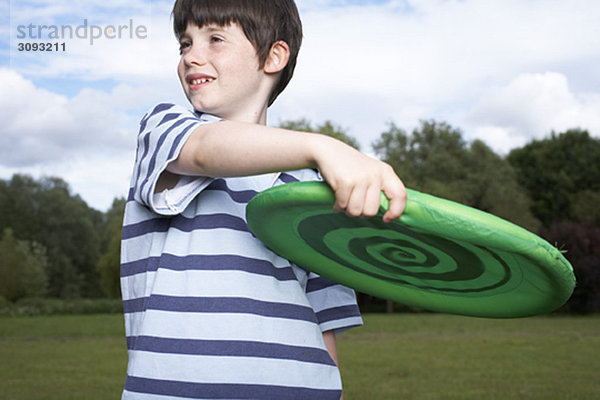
[187,98,215,114]
[191,105,224,119]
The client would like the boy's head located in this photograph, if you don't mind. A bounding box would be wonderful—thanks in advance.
[172,0,303,106]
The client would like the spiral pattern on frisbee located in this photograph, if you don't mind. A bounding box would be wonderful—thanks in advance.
[246,181,575,317]
[295,212,518,296]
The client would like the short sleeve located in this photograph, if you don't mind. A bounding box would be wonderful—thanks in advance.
[305,272,363,334]
[131,103,221,215]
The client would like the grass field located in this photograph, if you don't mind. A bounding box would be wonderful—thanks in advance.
[0,313,598,399]
[338,314,600,399]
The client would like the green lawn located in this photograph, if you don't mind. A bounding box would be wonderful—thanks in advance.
[0,313,598,399]
[339,314,600,399]
[0,315,127,400]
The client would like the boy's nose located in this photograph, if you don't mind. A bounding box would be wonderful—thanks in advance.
[183,45,208,67]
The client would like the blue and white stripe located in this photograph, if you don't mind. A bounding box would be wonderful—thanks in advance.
[120,103,362,399]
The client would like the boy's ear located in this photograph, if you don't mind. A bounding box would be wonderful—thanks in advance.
[264,40,290,74]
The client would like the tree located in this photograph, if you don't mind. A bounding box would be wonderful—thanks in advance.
[278,118,361,150]
[373,120,540,232]
[460,140,540,231]
[0,228,48,302]
[97,198,126,298]
[373,120,467,192]
[0,228,26,302]
[0,175,102,298]
[507,129,600,227]
[542,222,600,313]
[571,190,600,225]
[508,130,600,313]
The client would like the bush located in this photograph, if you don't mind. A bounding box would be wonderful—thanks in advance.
[0,298,123,316]
[542,221,600,313]
[0,229,48,302]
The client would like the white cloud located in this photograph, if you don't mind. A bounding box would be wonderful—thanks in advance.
[467,72,600,153]
[294,0,599,97]
[273,0,600,151]
[0,69,138,166]
[0,69,144,210]
[0,64,191,210]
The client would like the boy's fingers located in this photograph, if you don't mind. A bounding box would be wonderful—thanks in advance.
[332,182,352,213]
[345,185,367,217]
[382,182,407,223]
[363,185,382,217]
[383,199,404,222]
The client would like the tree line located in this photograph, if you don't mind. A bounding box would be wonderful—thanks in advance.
[1,119,599,313]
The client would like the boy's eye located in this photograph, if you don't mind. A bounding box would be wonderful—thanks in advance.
[178,41,191,54]
[210,35,224,43]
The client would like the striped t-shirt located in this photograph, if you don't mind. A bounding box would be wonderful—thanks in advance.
[120,103,363,400]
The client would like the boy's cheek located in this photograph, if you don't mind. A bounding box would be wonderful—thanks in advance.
[177,62,187,87]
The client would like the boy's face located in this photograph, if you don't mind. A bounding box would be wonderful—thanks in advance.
[178,22,269,120]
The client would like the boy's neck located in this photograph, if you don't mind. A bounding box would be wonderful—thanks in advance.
[219,104,269,125]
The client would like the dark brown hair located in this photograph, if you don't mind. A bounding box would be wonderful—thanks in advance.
[172,0,303,106]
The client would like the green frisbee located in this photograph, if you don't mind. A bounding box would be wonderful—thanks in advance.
[246,181,575,318]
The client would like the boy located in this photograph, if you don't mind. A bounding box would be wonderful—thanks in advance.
[120,0,406,399]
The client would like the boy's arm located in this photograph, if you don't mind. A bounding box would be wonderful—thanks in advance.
[164,120,406,221]
[323,330,344,400]
[323,329,339,365]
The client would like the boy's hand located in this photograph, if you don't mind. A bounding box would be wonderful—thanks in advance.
[313,136,407,223]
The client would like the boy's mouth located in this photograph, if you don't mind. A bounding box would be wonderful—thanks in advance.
[187,74,215,88]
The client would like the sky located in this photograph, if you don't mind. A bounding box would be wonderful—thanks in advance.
[1,0,599,211]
